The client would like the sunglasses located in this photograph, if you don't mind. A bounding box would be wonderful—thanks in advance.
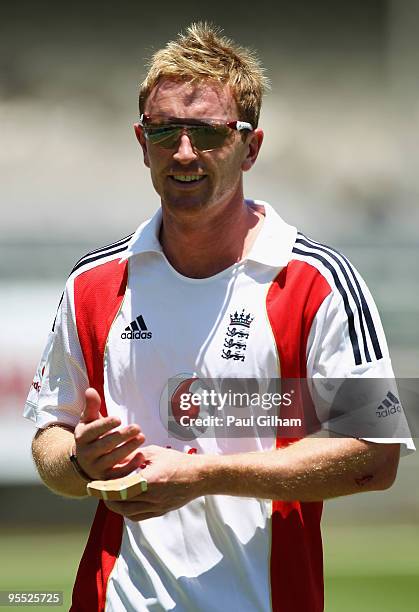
[139,113,254,151]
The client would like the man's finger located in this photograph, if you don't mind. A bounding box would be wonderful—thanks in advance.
[99,452,146,482]
[75,415,121,444]
[81,387,102,424]
[95,426,144,453]
[97,437,144,471]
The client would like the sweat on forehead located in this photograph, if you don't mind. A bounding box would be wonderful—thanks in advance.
[144,79,239,120]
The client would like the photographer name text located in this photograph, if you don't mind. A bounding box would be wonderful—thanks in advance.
[177,415,302,428]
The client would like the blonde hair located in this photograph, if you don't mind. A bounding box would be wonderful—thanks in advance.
[139,22,269,127]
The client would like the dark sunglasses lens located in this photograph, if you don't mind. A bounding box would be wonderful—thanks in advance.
[146,126,182,148]
[190,125,230,150]
[145,124,230,150]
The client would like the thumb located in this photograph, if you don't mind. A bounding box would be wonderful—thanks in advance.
[81,387,102,423]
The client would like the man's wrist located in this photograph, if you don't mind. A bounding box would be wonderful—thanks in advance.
[69,449,92,482]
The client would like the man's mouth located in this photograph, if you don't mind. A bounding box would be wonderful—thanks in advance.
[170,174,206,183]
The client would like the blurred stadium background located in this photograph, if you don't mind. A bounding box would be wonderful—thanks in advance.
[1,1,418,610]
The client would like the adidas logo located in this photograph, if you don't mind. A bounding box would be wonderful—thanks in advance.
[121,315,152,340]
[376,391,401,418]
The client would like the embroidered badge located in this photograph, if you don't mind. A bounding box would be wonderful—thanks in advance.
[221,309,254,362]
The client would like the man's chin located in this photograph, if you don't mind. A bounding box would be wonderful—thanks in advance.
[161,194,213,214]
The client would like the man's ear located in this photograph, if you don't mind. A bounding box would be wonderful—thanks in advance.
[134,123,150,168]
[241,128,264,172]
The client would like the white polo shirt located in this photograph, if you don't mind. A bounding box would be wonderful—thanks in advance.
[24,201,413,612]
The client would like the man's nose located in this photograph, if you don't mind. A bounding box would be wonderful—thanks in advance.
[173,132,198,164]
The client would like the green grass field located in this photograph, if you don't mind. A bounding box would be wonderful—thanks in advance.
[1,524,418,611]
[323,525,419,612]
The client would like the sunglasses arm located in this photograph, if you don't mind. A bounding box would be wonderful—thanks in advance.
[226,120,254,132]
[139,113,150,127]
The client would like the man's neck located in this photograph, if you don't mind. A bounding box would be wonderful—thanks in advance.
[159,197,264,279]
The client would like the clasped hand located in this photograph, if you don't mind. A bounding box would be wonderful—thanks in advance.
[74,388,205,520]
[105,444,206,521]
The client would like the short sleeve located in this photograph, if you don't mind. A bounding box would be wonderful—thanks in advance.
[23,278,88,429]
[305,264,415,453]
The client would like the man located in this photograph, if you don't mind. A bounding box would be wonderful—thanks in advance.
[25,23,412,612]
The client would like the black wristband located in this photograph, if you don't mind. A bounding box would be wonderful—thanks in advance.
[70,453,92,482]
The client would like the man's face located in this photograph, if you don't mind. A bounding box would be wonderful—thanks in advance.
[135,79,262,216]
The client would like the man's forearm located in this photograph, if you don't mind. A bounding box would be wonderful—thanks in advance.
[32,425,88,498]
[200,438,400,502]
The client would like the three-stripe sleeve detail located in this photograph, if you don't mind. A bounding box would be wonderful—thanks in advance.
[51,235,133,332]
[70,234,133,275]
[293,234,383,366]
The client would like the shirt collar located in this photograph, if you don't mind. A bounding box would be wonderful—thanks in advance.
[245,200,297,267]
[119,208,163,262]
[120,200,296,268]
